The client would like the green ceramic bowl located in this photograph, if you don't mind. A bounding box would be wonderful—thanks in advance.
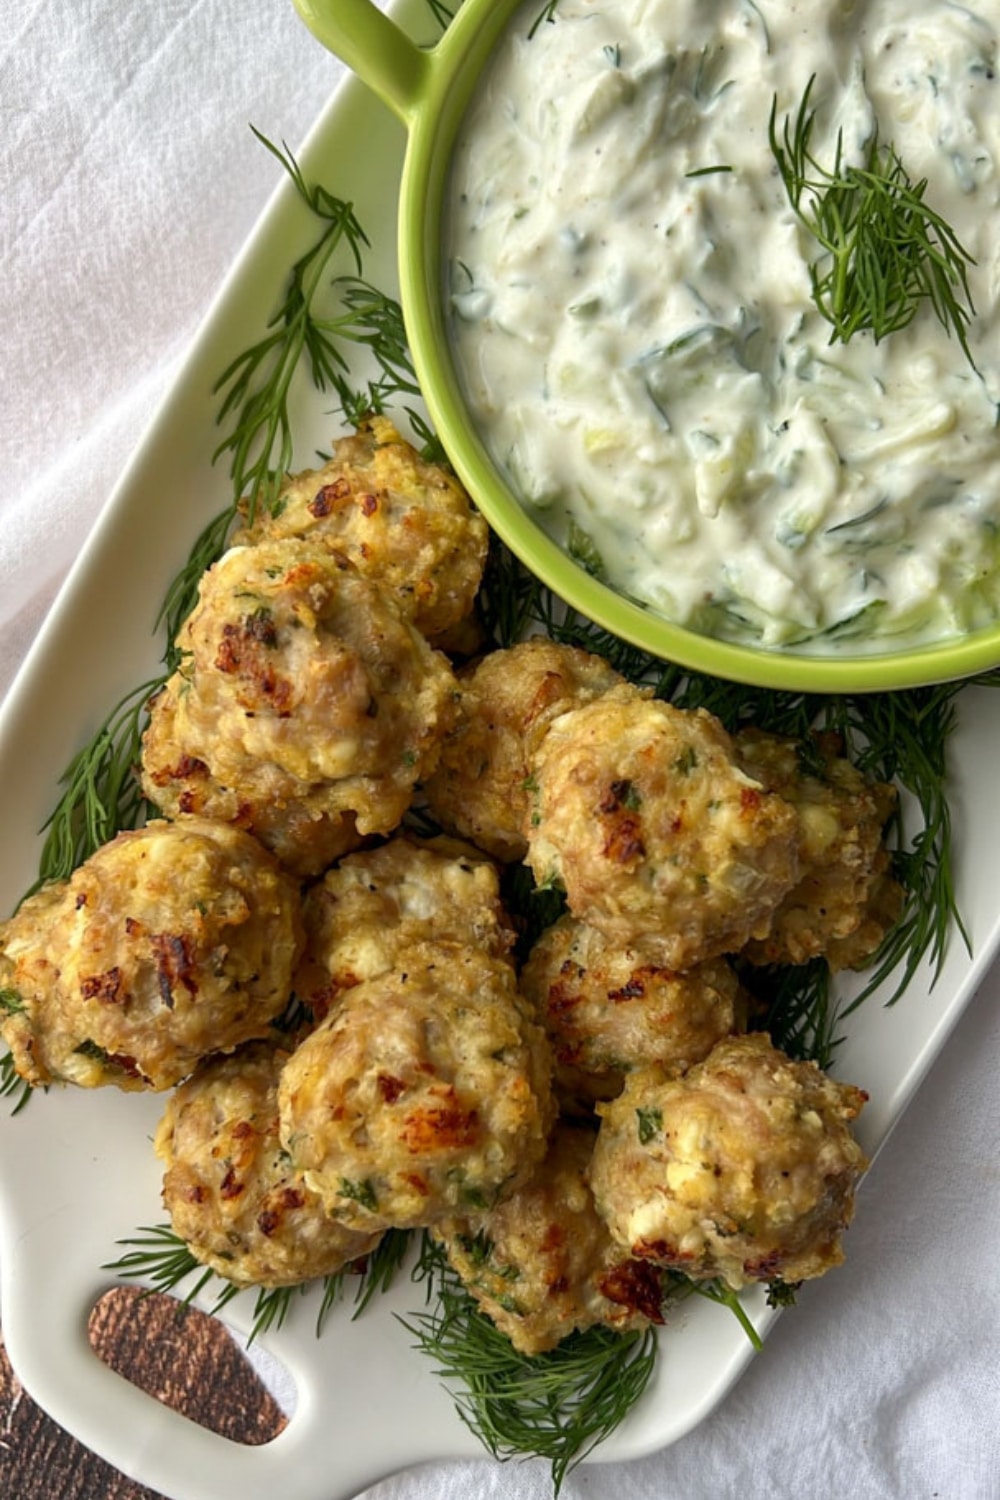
[292,0,1000,692]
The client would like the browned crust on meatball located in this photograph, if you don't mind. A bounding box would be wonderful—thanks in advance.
[434,1123,662,1353]
[0,818,302,1091]
[233,415,488,642]
[423,638,627,861]
[588,1033,868,1290]
[155,1042,380,1286]
[524,688,801,968]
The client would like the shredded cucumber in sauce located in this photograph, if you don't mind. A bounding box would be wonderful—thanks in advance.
[445,0,1000,651]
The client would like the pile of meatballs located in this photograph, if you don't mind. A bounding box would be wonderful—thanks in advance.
[0,416,902,1356]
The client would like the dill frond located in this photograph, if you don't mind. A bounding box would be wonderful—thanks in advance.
[35,677,164,887]
[0,1050,33,1115]
[212,131,369,526]
[769,75,977,364]
[421,0,454,29]
[105,1222,410,1343]
[404,1234,657,1493]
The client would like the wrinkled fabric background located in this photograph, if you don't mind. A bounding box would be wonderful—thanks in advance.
[2,3,998,1497]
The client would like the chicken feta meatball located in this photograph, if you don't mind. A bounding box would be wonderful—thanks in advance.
[234,415,488,643]
[433,1123,663,1354]
[524,689,800,969]
[734,728,903,971]
[0,818,302,1091]
[521,914,739,1104]
[293,834,515,1019]
[589,1033,868,1290]
[141,539,458,876]
[278,941,554,1232]
[423,638,625,862]
[155,1042,380,1287]
[141,674,364,878]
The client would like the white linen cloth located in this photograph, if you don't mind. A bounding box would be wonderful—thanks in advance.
[2,3,998,1498]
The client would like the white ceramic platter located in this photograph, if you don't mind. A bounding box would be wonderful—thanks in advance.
[2,3,1000,1497]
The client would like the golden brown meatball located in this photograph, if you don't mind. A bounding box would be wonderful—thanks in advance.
[141,674,364,879]
[140,539,458,876]
[234,415,488,642]
[278,941,554,1233]
[293,834,515,1019]
[155,1042,381,1287]
[588,1033,868,1290]
[520,914,739,1104]
[524,688,800,969]
[433,1123,663,1354]
[423,638,626,862]
[734,728,903,971]
[0,818,302,1091]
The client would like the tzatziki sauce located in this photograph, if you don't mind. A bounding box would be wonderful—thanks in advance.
[444,0,1000,652]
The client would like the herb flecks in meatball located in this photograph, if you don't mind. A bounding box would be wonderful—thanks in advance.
[278,941,554,1232]
[588,1033,868,1290]
[521,914,739,1106]
[0,818,302,1091]
[141,539,458,876]
[434,1122,663,1354]
[233,415,488,643]
[156,1042,380,1287]
[734,727,903,970]
[524,688,800,968]
[293,834,515,1021]
[424,638,626,862]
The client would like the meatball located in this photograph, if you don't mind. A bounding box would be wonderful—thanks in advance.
[140,539,458,876]
[524,688,801,969]
[155,1042,380,1287]
[141,674,364,878]
[521,914,739,1104]
[293,834,515,1019]
[423,638,625,861]
[734,727,903,970]
[433,1123,663,1354]
[0,818,302,1091]
[588,1033,868,1290]
[233,415,488,642]
[278,941,554,1232]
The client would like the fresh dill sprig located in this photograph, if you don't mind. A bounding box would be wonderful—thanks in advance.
[156,505,239,672]
[35,677,164,888]
[421,0,454,29]
[687,1277,764,1351]
[104,1223,410,1344]
[0,1049,33,1115]
[739,958,838,1069]
[404,1234,658,1493]
[212,130,369,527]
[528,2,561,40]
[769,76,977,363]
[830,682,969,1012]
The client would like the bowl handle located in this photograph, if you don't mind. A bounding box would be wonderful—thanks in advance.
[290,0,432,125]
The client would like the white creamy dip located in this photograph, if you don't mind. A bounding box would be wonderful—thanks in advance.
[445,0,1000,651]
